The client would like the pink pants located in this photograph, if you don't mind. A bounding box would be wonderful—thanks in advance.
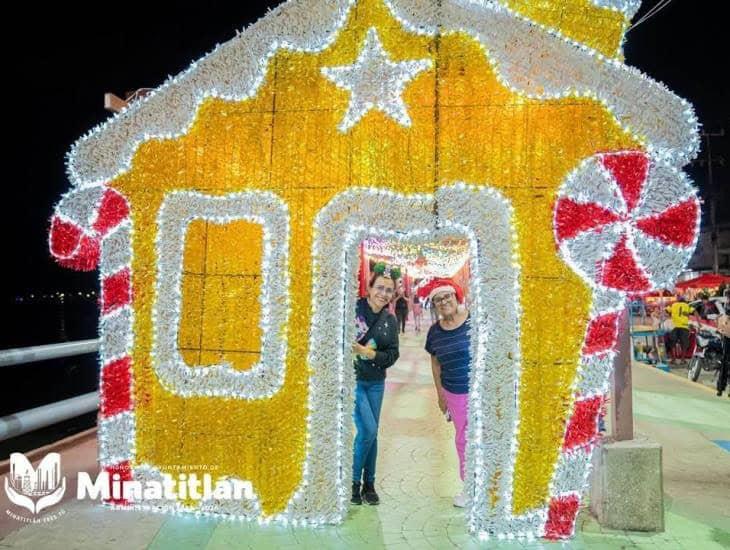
[442,387,468,481]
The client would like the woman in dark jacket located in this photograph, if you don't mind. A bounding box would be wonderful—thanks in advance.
[351,263,400,505]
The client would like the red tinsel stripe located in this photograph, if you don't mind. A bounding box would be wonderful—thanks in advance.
[563,395,604,451]
[598,234,651,292]
[582,312,619,355]
[56,237,100,272]
[635,198,699,247]
[100,356,132,417]
[554,198,621,242]
[544,493,581,540]
[600,151,649,212]
[101,268,132,314]
[49,216,100,271]
[49,217,83,257]
[92,188,130,236]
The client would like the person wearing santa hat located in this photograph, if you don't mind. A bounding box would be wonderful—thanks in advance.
[422,277,471,508]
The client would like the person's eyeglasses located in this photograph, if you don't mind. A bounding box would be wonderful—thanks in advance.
[432,293,455,306]
[374,285,395,295]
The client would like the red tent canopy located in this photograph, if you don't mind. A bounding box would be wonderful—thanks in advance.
[675,273,730,289]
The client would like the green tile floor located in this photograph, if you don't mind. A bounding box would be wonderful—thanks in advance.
[1,327,728,549]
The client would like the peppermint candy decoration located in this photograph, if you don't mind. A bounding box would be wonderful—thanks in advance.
[554,151,700,293]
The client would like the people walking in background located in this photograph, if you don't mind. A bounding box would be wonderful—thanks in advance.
[395,290,409,333]
[411,293,423,332]
[717,288,730,397]
[427,297,438,323]
[666,294,693,363]
[696,292,718,320]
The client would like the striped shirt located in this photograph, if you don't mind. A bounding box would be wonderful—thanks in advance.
[425,315,472,394]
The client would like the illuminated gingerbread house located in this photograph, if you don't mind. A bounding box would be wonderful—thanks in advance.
[49,0,700,540]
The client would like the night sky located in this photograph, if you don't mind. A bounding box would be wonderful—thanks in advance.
[5,1,728,300]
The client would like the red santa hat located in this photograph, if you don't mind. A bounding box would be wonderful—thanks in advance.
[417,277,464,304]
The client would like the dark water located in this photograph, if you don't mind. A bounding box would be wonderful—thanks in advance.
[1,297,100,458]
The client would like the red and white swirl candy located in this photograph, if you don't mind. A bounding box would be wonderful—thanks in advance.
[554,151,700,294]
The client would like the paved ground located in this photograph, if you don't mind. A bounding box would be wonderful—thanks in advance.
[630,357,730,540]
[664,359,722,393]
[1,321,728,548]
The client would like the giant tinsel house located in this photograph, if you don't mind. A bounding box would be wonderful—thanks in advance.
[49,0,700,540]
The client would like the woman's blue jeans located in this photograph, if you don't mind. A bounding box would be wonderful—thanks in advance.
[352,379,385,484]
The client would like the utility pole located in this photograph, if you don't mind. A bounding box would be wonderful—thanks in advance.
[612,310,633,441]
[695,129,726,273]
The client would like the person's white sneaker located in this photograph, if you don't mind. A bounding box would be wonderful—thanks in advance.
[453,492,466,508]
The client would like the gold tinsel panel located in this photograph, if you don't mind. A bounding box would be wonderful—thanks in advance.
[178,219,263,373]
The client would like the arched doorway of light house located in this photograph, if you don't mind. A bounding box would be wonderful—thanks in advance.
[304,187,522,531]
[353,235,473,511]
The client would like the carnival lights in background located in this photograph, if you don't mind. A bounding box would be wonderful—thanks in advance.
[363,237,470,278]
[49,0,700,541]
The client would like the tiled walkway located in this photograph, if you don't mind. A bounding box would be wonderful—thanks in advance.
[1,325,728,548]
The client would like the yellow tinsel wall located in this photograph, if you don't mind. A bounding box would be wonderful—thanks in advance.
[111,0,638,515]
[179,220,263,372]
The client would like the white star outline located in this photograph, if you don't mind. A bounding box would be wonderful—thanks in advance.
[321,27,432,132]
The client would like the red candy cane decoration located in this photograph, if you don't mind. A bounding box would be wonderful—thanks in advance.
[50,183,135,505]
[546,150,700,539]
